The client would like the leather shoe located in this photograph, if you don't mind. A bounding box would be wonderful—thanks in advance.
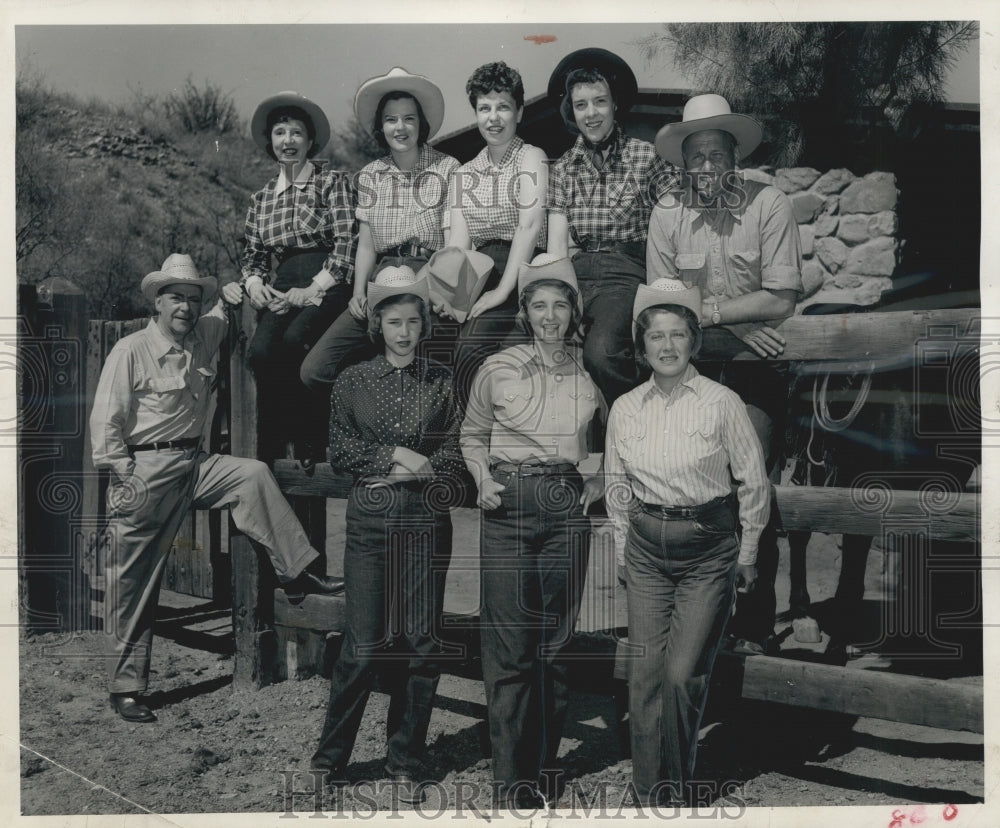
[385,767,426,805]
[283,571,346,600]
[109,693,156,723]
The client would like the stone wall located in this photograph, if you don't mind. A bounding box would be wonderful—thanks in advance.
[743,167,900,309]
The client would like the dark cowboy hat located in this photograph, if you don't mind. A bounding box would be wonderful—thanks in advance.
[547,47,639,112]
[250,91,331,154]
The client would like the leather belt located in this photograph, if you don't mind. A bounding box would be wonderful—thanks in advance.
[478,239,513,250]
[381,242,434,260]
[638,495,730,520]
[128,438,201,453]
[491,461,577,478]
[576,240,644,257]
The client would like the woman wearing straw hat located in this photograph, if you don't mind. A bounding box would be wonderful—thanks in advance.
[460,255,605,809]
[545,48,677,406]
[300,68,464,392]
[221,91,355,465]
[310,266,464,805]
[446,61,548,407]
[603,278,769,806]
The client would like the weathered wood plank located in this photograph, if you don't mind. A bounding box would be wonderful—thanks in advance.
[274,590,347,631]
[272,460,354,498]
[711,308,979,364]
[740,654,983,733]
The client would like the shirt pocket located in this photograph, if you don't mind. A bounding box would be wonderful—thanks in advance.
[493,379,540,432]
[674,252,706,281]
[296,202,327,236]
[608,179,640,224]
[611,421,647,468]
[728,249,761,283]
[681,403,723,460]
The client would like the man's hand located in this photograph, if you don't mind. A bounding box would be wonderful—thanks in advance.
[477,477,507,511]
[739,326,786,358]
[221,283,244,305]
[246,282,278,310]
[580,476,605,514]
[285,284,325,308]
[736,563,758,594]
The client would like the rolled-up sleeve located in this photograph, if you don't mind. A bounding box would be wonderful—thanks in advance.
[646,196,681,283]
[90,343,136,480]
[758,188,803,294]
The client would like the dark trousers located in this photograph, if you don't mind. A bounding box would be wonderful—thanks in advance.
[624,499,738,803]
[247,250,351,455]
[571,249,645,406]
[311,482,453,774]
[479,469,591,800]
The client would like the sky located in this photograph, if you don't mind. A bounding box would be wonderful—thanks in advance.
[14,19,981,141]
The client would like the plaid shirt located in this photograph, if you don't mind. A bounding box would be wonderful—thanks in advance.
[242,161,357,285]
[444,136,547,249]
[355,145,459,253]
[548,125,678,248]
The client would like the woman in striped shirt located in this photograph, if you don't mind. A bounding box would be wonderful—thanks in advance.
[222,91,356,466]
[603,278,769,807]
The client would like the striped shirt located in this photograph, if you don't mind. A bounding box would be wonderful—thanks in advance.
[354,145,460,254]
[90,302,228,480]
[548,125,677,248]
[460,343,600,481]
[242,160,357,286]
[444,136,547,249]
[604,364,769,566]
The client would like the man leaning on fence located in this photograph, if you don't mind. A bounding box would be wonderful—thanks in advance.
[646,95,804,655]
[90,253,345,723]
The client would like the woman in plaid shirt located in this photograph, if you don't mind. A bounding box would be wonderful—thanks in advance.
[221,91,356,466]
[299,68,460,394]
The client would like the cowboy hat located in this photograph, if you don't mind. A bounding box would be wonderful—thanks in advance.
[366,265,430,316]
[632,278,702,336]
[654,94,763,166]
[547,47,639,112]
[354,67,445,141]
[417,247,494,323]
[251,91,331,154]
[517,253,581,308]
[141,254,217,304]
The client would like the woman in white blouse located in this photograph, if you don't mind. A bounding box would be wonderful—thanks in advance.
[604,278,769,807]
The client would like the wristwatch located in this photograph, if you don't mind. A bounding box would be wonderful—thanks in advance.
[710,301,722,326]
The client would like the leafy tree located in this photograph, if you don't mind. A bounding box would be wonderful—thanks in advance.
[638,22,978,168]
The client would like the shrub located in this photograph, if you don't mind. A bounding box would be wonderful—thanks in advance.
[164,77,240,135]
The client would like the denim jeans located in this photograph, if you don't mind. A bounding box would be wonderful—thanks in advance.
[311,481,453,775]
[624,498,738,803]
[570,249,646,406]
[479,468,591,800]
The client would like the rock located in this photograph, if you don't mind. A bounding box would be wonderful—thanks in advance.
[813,214,839,238]
[812,168,856,195]
[775,167,822,194]
[833,271,863,289]
[867,210,898,237]
[21,757,48,777]
[59,691,74,703]
[790,192,825,224]
[844,236,898,276]
[815,237,849,273]
[839,172,898,213]
[836,214,872,245]
[799,224,815,257]
[741,167,775,186]
[801,260,827,298]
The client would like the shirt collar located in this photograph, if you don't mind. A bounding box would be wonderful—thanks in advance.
[568,124,623,166]
[373,352,424,378]
[144,317,202,359]
[639,363,701,405]
[276,160,315,193]
[680,171,748,222]
[502,342,587,378]
[375,144,435,178]
[472,136,524,171]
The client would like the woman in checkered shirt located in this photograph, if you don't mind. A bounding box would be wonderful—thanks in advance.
[299,68,460,394]
[221,92,356,466]
[445,61,549,408]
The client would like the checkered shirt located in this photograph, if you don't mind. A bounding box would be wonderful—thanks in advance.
[548,126,678,248]
[444,136,547,249]
[242,162,357,284]
[355,145,460,253]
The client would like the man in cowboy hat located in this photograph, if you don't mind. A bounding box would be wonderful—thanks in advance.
[648,94,804,654]
[91,253,345,723]
[546,47,678,405]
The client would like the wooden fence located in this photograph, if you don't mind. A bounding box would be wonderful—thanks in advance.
[17,279,983,733]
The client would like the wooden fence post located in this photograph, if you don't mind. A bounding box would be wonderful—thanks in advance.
[18,278,90,633]
[228,301,275,689]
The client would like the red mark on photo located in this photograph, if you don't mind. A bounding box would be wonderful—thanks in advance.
[524,35,557,45]
[943,804,959,821]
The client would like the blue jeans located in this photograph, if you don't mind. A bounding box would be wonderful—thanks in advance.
[571,250,645,405]
[311,482,453,775]
[624,498,738,803]
[479,468,591,799]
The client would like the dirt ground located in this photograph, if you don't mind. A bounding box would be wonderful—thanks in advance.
[17,501,985,820]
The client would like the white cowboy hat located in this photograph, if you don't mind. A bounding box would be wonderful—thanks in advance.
[251,91,331,154]
[141,254,217,304]
[416,247,494,323]
[354,67,446,141]
[366,265,430,317]
[517,253,581,308]
[633,278,702,336]
[654,94,763,166]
